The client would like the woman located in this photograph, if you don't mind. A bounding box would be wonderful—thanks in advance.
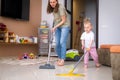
[47,0,70,66]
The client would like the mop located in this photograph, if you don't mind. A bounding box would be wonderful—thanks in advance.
[39,32,55,69]
[56,51,86,77]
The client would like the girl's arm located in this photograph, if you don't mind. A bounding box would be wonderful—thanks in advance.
[87,32,94,51]
[81,40,85,50]
[87,40,94,51]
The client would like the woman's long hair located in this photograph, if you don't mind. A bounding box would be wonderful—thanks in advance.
[47,0,59,13]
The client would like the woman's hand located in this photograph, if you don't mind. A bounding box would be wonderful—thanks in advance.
[51,27,57,33]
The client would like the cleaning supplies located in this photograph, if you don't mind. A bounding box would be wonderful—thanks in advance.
[66,49,80,61]
[56,51,86,77]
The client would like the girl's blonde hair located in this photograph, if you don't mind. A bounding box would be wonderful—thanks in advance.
[83,18,93,29]
[83,18,92,27]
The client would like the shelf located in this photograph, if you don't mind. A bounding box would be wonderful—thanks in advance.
[0,42,38,45]
[8,36,15,38]
[0,36,8,38]
[38,28,50,55]
[0,30,8,33]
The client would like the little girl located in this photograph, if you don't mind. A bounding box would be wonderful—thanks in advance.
[80,18,100,68]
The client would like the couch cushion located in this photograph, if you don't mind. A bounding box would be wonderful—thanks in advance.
[110,46,120,53]
[100,44,120,49]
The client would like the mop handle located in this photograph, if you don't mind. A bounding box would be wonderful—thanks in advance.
[72,53,85,71]
[72,50,87,71]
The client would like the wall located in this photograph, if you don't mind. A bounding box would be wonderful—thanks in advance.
[65,0,72,49]
[73,0,85,49]
[0,0,42,57]
[66,0,71,12]
[85,0,96,41]
[99,0,120,46]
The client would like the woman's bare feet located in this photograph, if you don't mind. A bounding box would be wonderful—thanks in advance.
[56,59,61,65]
[57,59,64,66]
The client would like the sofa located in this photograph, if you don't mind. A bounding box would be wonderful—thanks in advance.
[110,46,120,80]
[97,44,114,66]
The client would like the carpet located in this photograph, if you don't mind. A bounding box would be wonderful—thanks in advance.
[0,56,58,65]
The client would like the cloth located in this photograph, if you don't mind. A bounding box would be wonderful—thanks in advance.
[55,27,70,59]
[80,31,95,48]
[84,47,99,65]
[53,4,70,27]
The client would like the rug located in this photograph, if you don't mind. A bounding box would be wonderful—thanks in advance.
[0,56,58,65]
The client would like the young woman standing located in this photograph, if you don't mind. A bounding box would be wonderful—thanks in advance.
[47,0,70,66]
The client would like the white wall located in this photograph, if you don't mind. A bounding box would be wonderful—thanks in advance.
[65,0,72,49]
[99,0,120,46]
[66,0,71,12]
[41,0,53,28]
[85,0,96,42]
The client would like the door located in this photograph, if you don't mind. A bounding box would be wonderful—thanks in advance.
[72,0,98,51]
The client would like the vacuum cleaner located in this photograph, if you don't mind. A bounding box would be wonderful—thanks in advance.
[65,49,80,61]
[39,31,55,69]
